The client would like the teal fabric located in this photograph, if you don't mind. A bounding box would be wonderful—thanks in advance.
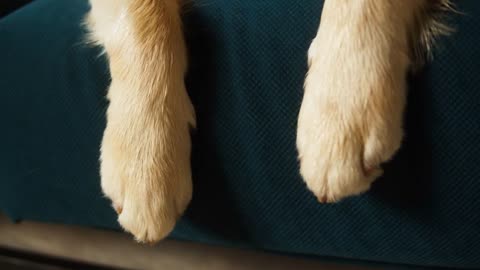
[1,0,480,268]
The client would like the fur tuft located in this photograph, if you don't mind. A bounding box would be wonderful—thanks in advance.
[411,0,457,69]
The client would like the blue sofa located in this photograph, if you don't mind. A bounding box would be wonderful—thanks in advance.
[1,0,480,268]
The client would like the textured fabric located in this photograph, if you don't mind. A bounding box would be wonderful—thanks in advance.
[1,0,480,268]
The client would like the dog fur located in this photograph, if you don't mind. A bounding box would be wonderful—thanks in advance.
[86,0,452,243]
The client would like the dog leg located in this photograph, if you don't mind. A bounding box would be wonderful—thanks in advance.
[297,0,446,202]
[87,0,195,243]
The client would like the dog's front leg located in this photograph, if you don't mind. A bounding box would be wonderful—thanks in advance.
[297,0,431,202]
[87,0,195,243]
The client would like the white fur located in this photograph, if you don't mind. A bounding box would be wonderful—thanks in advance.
[87,0,195,243]
[297,0,429,202]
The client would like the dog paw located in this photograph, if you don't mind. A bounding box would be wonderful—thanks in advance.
[297,35,406,203]
[100,92,194,243]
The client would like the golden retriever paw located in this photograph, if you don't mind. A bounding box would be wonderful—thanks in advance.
[100,97,194,243]
[297,32,407,203]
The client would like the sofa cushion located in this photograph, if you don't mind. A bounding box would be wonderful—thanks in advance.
[1,0,480,268]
